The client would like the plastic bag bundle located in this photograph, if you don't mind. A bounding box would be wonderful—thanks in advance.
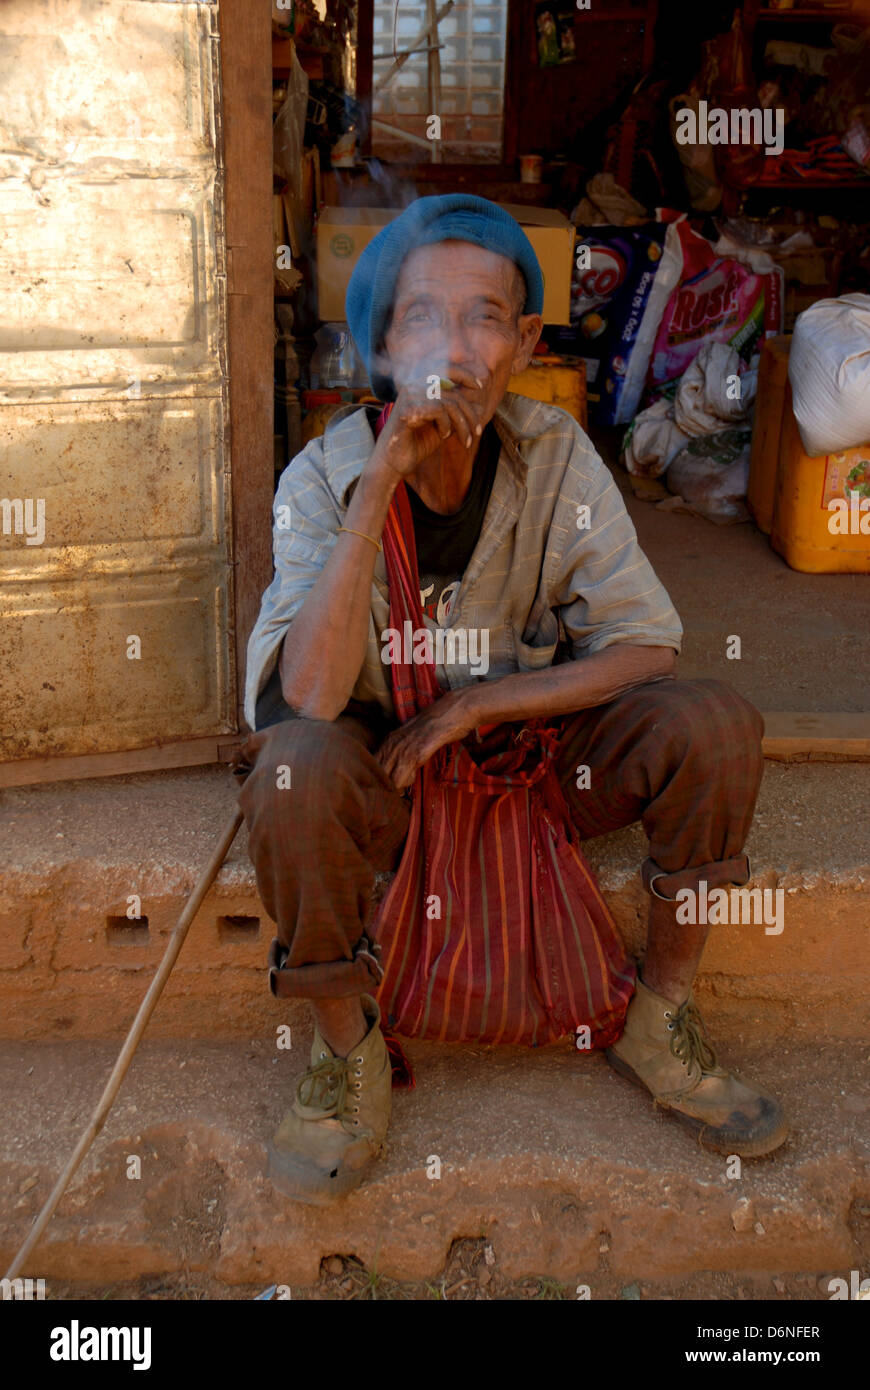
[665,428,753,525]
[789,294,870,457]
[567,220,683,426]
[624,342,755,478]
[273,46,309,199]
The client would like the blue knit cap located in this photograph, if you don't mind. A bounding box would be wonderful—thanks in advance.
[345,194,544,402]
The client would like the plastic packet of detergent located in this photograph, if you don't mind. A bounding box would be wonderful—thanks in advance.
[647,220,782,398]
[546,219,683,427]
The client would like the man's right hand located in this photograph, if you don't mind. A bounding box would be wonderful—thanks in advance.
[370,365,486,480]
[277,365,485,721]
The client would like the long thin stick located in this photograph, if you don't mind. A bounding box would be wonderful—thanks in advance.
[3,805,245,1282]
[372,118,434,150]
[374,0,454,94]
[426,0,442,166]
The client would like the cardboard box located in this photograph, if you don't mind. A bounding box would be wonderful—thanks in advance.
[316,203,575,326]
[316,207,399,322]
[497,204,575,326]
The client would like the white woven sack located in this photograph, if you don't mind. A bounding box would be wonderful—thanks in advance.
[789,294,870,457]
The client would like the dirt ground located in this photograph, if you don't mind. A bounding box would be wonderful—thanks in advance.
[46,1245,841,1302]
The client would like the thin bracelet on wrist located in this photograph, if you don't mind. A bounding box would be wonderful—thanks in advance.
[337,525,382,552]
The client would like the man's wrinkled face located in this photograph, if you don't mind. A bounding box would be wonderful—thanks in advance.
[377,240,543,425]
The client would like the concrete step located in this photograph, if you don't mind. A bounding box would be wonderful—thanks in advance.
[0,759,868,1042]
[1,1036,867,1290]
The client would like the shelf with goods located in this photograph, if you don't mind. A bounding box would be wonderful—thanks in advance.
[531,1,660,71]
[720,173,870,214]
[741,0,870,71]
[742,2,870,39]
[724,172,869,189]
[722,153,870,200]
[717,1,870,211]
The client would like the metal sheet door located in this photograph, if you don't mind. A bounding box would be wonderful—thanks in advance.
[0,0,233,766]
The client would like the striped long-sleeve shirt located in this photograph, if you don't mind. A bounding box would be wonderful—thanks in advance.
[243,391,683,731]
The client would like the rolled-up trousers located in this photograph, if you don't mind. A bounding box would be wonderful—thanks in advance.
[232,677,765,1001]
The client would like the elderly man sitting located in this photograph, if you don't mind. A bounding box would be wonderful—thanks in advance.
[236,195,787,1204]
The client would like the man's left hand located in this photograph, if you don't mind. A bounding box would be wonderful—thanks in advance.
[376,688,479,790]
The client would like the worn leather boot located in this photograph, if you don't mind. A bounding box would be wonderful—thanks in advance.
[267,994,391,1204]
[606,979,789,1157]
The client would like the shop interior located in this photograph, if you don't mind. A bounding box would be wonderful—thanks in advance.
[270,0,870,736]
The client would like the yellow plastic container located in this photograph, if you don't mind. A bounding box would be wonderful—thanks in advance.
[300,397,344,446]
[508,355,587,430]
[770,382,870,573]
[748,335,790,535]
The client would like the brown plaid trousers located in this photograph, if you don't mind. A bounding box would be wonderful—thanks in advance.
[231,676,765,1003]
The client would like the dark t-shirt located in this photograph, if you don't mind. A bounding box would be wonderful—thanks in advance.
[408,419,500,623]
[255,421,500,731]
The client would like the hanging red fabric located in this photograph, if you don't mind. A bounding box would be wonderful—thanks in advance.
[371,404,636,1047]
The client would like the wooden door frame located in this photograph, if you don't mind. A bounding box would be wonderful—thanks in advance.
[220,0,275,736]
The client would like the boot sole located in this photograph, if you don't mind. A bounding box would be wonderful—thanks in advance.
[266,1140,384,1206]
[605,1049,790,1158]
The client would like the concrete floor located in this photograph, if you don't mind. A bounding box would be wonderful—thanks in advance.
[593,428,870,715]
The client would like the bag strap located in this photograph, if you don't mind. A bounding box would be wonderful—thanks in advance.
[375,404,442,724]
[374,405,550,759]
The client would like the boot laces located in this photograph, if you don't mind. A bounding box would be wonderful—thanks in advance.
[666,999,718,1078]
[296,1056,352,1118]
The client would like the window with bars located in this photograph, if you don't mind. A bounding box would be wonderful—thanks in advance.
[371,1,508,162]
